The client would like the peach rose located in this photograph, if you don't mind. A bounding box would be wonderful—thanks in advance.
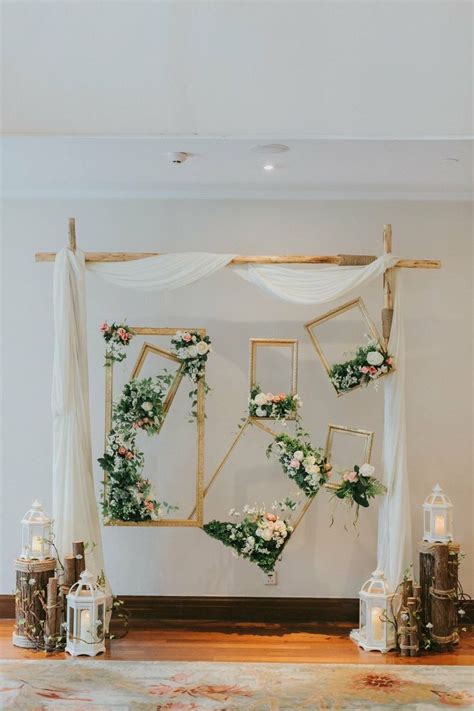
[290,458,301,469]
[386,357,393,365]
[266,513,277,522]
[343,471,358,483]
[125,451,134,460]
[118,446,126,456]
[183,333,192,342]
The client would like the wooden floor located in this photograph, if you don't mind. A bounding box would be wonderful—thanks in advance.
[1,619,473,665]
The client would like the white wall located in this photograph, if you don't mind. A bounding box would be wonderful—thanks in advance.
[1,199,472,598]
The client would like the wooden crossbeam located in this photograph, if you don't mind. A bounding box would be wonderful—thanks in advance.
[35,251,440,269]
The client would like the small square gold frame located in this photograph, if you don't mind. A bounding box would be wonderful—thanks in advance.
[249,338,298,419]
[292,423,374,531]
[325,423,374,468]
[304,297,391,397]
[103,327,205,528]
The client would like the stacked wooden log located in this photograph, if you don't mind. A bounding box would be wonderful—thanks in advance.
[13,540,86,651]
[395,578,422,657]
[418,540,460,650]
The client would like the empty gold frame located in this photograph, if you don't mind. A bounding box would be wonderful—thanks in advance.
[292,424,374,531]
[249,338,298,418]
[104,327,205,527]
[325,424,374,470]
[305,297,388,396]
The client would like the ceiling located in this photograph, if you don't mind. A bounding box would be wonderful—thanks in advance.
[1,2,472,200]
[2,1,472,138]
[2,137,472,200]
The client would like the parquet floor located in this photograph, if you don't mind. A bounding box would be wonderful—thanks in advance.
[1,619,473,665]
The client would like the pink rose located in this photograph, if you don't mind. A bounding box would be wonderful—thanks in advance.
[343,471,358,483]
[360,366,369,374]
[266,393,275,402]
[386,357,393,365]
[278,393,286,400]
[369,366,378,374]
[132,423,139,430]
[290,458,301,469]
[183,333,192,342]
[100,322,109,333]
[144,500,154,511]
[117,327,127,340]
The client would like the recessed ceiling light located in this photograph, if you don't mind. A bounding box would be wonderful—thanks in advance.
[263,164,275,171]
[253,144,289,155]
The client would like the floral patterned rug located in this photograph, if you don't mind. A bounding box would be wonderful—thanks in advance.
[0,660,473,710]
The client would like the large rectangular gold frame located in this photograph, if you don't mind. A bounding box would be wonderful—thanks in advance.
[292,423,374,531]
[304,297,392,397]
[249,338,298,419]
[104,327,205,527]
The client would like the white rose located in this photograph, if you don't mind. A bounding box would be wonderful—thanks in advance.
[187,345,198,358]
[367,350,384,366]
[255,527,264,538]
[254,393,268,406]
[196,341,209,355]
[142,401,153,411]
[246,536,255,546]
[359,463,375,478]
[261,528,273,541]
[255,407,266,417]
[303,455,316,466]
[307,464,320,475]
[293,450,304,461]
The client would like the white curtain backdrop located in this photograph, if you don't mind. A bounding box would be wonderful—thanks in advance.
[52,248,108,591]
[52,249,410,593]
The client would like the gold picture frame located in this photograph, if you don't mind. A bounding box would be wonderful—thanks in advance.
[325,423,374,469]
[305,297,391,397]
[249,338,298,419]
[103,327,205,527]
[292,424,374,531]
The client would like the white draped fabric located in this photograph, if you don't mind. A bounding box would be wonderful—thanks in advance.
[52,248,108,590]
[52,249,410,593]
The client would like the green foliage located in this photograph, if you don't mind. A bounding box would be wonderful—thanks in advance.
[329,341,393,393]
[266,432,332,498]
[334,464,387,508]
[249,385,301,421]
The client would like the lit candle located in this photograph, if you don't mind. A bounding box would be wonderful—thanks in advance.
[80,609,92,643]
[434,514,446,537]
[31,536,42,553]
[371,606,383,641]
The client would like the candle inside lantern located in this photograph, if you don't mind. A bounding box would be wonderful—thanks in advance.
[31,536,42,553]
[434,514,446,537]
[371,606,383,641]
[80,609,92,643]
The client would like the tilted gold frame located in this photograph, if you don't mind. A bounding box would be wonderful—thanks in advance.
[325,423,374,468]
[292,423,375,531]
[305,297,391,397]
[249,338,298,420]
[103,327,205,527]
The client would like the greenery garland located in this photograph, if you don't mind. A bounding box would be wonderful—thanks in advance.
[266,432,332,497]
[333,463,387,509]
[171,330,212,418]
[249,385,301,421]
[203,501,296,573]
[329,340,394,393]
[100,321,135,366]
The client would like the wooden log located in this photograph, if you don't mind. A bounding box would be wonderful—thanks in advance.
[13,558,57,648]
[34,251,442,269]
[430,545,457,649]
[63,555,77,589]
[68,217,77,252]
[419,544,435,627]
[382,224,394,348]
[72,541,86,579]
[407,597,420,656]
[44,577,59,650]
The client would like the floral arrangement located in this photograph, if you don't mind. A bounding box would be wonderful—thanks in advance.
[329,340,394,393]
[99,430,176,522]
[171,330,212,418]
[112,374,174,436]
[203,500,296,573]
[100,321,134,366]
[333,463,386,510]
[266,432,332,498]
[249,385,302,421]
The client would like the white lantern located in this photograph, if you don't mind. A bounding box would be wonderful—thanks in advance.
[423,484,453,543]
[20,500,53,560]
[350,569,396,653]
[66,570,106,657]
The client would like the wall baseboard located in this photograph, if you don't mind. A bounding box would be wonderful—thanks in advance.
[0,594,359,624]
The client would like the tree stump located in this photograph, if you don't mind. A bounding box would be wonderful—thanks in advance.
[13,558,57,648]
[418,541,459,650]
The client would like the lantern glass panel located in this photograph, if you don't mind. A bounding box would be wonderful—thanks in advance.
[68,607,75,641]
[360,600,367,638]
[370,606,384,642]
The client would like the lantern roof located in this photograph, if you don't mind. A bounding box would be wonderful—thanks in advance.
[360,569,391,596]
[21,500,52,524]
[423,483,452,508]
[68,570,105,599]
